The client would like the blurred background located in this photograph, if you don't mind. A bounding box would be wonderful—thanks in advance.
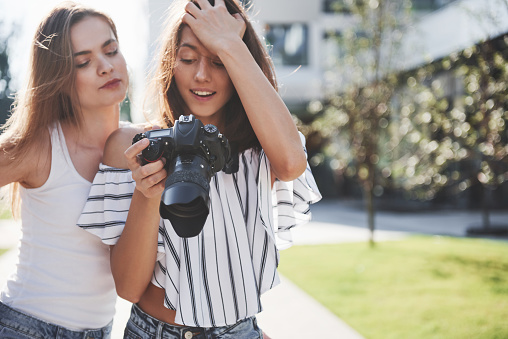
[1,0,507,226]
[1,1,508,338]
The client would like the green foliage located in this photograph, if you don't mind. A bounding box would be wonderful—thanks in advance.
[0,21,14,127]
[389,34,508,202]
[0,207,11,220]
[308,0,508,207]
[309,0,412,194]
[0,198,12,220]
[279,236,508,339]
[303,0,414,241]
[120,96,132,122]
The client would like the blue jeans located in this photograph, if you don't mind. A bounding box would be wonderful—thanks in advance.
[0,301,112,339]
[124,304,263,339]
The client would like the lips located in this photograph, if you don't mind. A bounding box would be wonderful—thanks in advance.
[190,89,216,97]
[100,78,121,89]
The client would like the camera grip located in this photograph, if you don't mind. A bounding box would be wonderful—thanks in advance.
[132,133,164,164]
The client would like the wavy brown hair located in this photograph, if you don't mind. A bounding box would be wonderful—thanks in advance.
[148,0,278,153]
[0,2,118,216]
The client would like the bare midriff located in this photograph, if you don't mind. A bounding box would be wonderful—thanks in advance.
[136,283,182,326]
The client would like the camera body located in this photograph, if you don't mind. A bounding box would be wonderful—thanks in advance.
[132,115,237,237]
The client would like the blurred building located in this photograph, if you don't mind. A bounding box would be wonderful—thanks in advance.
[247,0,508,114]
[146,0,507,115]
[143,0,508,96]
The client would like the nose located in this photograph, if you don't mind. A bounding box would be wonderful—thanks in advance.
[194,58,210,82]
[98,56,113,75]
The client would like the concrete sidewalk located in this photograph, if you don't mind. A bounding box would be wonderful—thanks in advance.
[309,199,508,239]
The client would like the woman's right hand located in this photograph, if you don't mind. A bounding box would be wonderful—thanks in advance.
[124,136,167,199]
[183,0,246,57]
[108,125,164,303]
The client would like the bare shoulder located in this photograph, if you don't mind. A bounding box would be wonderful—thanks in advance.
[0,130,51,188]
[103,124,146,169]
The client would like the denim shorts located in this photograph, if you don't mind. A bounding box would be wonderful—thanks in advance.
[0,301,112,339]
[124,304,263,339]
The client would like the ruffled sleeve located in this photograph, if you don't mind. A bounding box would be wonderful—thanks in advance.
[77,164,136,245]
[270,132,322,249]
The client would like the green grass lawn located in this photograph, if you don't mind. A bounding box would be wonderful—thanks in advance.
[0,208,11,220]
[0,201,13,253]
[279,236,508,339]
[0,200,12,220]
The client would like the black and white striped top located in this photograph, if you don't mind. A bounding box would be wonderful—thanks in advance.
[77,137,321,327]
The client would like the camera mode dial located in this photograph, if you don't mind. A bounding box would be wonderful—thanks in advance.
[203,124,218,136]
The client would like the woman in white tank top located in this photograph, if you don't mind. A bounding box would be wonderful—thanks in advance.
[0,2,128,337]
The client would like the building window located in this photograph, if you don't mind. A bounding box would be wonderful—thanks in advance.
[322,0,351,14]
[265,23,309,66]
[322,30,342,68]
[412,0,458,11]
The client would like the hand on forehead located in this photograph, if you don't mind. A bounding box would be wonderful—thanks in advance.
[181,0,246,56]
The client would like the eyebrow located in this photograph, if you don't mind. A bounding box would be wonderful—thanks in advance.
[73,39,117,57]
[178,43,197,51]
[178,42,219,61]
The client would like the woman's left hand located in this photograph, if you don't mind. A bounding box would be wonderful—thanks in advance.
[182,0,246,55]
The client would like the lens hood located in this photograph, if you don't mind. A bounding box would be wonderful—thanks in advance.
[160,182,210,237]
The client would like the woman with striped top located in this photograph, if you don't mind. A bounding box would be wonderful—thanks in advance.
[77,0,321,338]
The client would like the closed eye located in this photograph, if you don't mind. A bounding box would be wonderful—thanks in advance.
[76,61,90,68]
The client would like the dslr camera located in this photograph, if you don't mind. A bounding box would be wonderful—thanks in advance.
[133,115,237,237]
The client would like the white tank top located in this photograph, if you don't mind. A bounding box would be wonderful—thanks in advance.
[0,122,117,330]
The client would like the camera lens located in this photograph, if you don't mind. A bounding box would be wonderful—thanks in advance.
[166,198,207,217]
[159,154,212,237]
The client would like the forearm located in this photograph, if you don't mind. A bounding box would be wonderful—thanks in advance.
[110,189,161,302]
[218,38,307,180]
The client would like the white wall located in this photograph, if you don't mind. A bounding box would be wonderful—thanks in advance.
[249,0,327,106]
[402,0,508,70]
[251,0,320,22]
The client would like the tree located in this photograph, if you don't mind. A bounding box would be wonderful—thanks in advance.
[311,0,413,246]
[453,0,508,233]
[384,4,508,234]
[430,35,508,233]
[381,68,452,203]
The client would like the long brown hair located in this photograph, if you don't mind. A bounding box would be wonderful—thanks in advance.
[148,0,278,153]
[0,2,119,216]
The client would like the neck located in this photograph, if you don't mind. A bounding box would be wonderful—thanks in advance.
[65,105,120,150]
